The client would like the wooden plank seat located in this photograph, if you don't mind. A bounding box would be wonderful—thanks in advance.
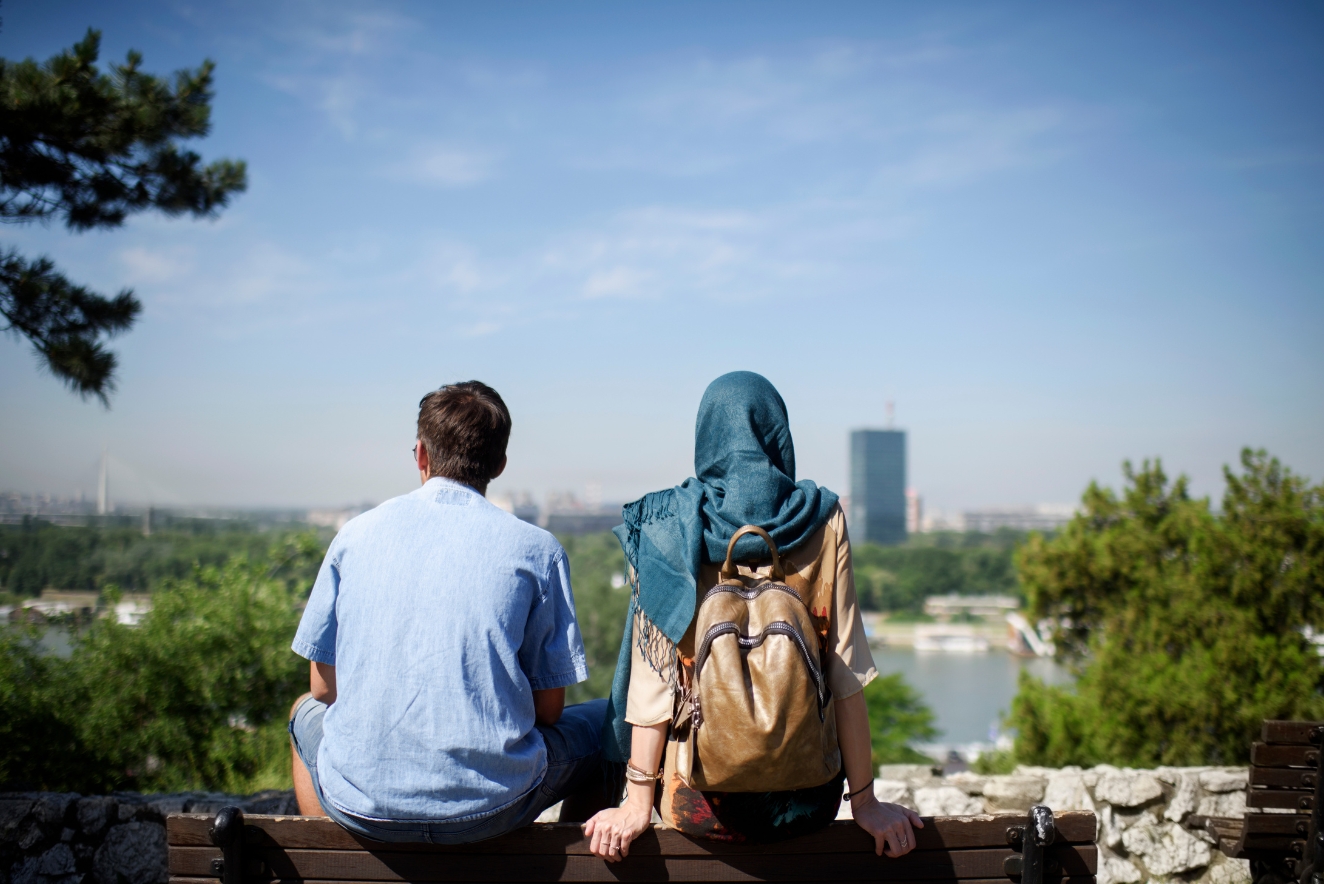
[167,806,1097,884]
[1189,719,1324,884]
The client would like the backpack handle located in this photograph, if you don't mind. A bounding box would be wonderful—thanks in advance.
[720,525,785,581]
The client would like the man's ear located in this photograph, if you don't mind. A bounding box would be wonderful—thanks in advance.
[416,440,430,475]
[491,456,507,481]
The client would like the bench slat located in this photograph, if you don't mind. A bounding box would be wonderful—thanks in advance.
[1249,767,1316,789]
[1260,720,1324,745]
[1242,814,1311,836]
[1245,791,1314,811]
[1250,743,1320,768]
[167,813,1097,855]
[170,844,1098,882]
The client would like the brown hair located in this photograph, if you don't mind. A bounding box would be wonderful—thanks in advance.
[416,381,511,492]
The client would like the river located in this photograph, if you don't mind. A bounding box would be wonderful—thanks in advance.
[871,646,1073,747]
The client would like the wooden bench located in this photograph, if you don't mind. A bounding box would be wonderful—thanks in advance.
[1189,719,1324,884]
[167,805,1097,883]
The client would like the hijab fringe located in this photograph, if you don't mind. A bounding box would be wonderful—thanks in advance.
[631,572,680,692]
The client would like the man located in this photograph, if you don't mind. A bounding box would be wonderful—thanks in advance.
[289,381,609,843]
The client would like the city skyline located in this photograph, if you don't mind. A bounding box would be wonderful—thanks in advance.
[2,2,1320,513]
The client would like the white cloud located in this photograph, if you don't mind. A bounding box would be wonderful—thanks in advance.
[119,246,195,284]
[583,266,648,299]
[460,321,501,338]
[391,146,497,188]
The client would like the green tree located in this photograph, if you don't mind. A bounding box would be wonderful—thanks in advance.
[1008,450,1324,767]
[557,531,630,704]
[0,541,310,792]
[863,672,940,767]
[1,29,246,402]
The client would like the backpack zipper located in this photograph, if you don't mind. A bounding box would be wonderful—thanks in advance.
[692,620,830,732]
[702,582,807,605]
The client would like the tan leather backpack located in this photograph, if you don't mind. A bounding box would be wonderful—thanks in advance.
[674,525,841,792]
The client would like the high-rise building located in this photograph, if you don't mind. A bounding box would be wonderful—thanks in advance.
[849,429,907,545]
[905,488,923,535]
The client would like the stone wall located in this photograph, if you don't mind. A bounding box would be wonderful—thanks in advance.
[0,791,296,884]
[854,764,1253,884]
[4,767,1255,884]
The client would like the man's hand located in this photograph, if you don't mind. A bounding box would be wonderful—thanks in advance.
[533,687,564,726]
[583,801,652,862]
[852,794,924,857]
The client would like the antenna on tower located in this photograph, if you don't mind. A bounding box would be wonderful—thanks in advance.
[886,400,895,429]
[98,448,109,516]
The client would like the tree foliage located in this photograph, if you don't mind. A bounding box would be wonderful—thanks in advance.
[0,29,245,401]
[863,672,940,766]
[1008,450,1324,767]
[0,518,325,598]
[853,531,1026,614]
[0,538,317,792]
[557,531,632,705]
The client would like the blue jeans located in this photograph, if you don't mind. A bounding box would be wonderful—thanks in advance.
[290,696,612,844]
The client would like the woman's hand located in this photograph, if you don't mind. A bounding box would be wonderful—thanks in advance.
[851,793,924,857]
[583,801,652,862]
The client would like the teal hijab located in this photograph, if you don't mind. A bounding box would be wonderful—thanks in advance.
[603,371,838,761]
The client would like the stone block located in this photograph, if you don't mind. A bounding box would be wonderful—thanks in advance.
[9,855,42,884]
[18,819,46,851]
[1196,790,1246,818]
[1083,764,1119,790]
[1043,769,1095,813]
[1199,769,1248,794]
[0,798,34,839]
[1120,813,1211,877]
[1164,771,1200,822]
[1099,805,1124,850]
[873,780,913,807]
[1207,855,1253,884]
[914,786,983,817]
[982,775,1046,811]
[37,844,76,876]
[30,795,76,829]
[1013,765,1060,779]
[1094,770,1163,808]
[93,823,166,884]
[1098,853,1143,884]
[877,765,940,787]
[944,772,986,795]
[75,798,116,839]
[142,795,189,818]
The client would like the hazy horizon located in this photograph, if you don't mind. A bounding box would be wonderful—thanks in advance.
[2,2,1321,512]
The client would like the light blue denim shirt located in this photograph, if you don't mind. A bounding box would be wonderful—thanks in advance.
[291,477,588,823]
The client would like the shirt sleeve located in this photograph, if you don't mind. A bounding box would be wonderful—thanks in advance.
[519,548,590,691]
[625,613,675,726]
[292,540,341,666]
[827,512,878,700]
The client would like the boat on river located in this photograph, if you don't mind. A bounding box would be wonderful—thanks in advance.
[913,624,990,653]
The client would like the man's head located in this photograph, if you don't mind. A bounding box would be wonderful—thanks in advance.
[415,381,511,494]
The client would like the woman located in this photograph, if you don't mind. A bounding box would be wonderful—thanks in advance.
[583,371,922,861]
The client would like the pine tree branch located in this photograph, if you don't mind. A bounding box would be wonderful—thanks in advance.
[0,248,141,405]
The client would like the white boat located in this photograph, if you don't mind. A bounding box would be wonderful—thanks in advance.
[913,624,990,653]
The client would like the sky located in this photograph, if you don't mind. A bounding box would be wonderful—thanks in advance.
[1,1,1321,513]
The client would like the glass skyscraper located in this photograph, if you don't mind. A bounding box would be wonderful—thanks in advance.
[849,429,907,545]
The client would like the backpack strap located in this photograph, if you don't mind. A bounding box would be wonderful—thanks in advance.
[719,525,785,581]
